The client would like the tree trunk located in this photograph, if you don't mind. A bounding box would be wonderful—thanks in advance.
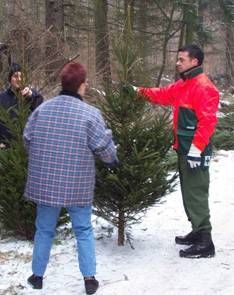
[225,25,234,86]
[174,23,185,80]
[174,1,198,80]
[0,0,6,39]
[117,209,125,246]
[45,0,65,81]
[156,2,176,86]
[219,0,234,86]
[124,0,135,31]
[30,0,43,22]
[122,0,135,83]
[5,0,24,62]
[197,0,205,48]
[45,0,64,33]
[185,0,198,44]
[94,0,112,91]
[135,0,149,84]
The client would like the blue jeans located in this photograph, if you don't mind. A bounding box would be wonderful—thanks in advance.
[32,205,96,277]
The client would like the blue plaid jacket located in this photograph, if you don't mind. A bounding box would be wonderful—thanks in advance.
[23,93,118,207]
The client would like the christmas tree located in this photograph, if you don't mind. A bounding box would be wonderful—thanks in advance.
[0,86,36,239]
[213,104,234,150]
[94,14,176,245]
[0,72,67,240]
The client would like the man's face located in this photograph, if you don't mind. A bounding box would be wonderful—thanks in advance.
[10,71,22,90]
[176,51,199,73]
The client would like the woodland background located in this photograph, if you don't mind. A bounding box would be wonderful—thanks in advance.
[0,0,234,98]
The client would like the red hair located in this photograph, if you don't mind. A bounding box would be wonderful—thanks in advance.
[60,62,87,92]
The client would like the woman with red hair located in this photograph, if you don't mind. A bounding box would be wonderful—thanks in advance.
[24,62,118,294]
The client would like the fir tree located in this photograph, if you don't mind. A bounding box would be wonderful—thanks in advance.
[0,86,36,240]
[94,12,176,246]
[213,104,234,150]
[0,72,68,240]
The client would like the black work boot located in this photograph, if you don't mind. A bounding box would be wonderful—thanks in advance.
[175,231,200,245]
[84,276,99,295]
[27,274,43,289]
[179,232,215,258]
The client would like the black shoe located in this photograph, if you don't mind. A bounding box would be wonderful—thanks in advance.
[27,274,43,289]
[84,276,99,295]
[175,231,200,245]
[179,232,215,258]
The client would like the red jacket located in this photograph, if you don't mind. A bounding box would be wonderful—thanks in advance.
[138,68,219,154]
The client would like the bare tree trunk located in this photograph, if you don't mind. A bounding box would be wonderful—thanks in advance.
[45,0,64,33]
[174,23,185,80]
[94,0,112,91]
[30,0,43,22]
[197,0,205,48]
[6,0,20,25]
[0,0,6,39]
[174,1,198,80]
[185,0,198,44]
[225,25,234,86]
[124,0,135,31]
[117,209,125,246]
[45,0,65,81]
[135,0,149,84]
[218,0,234,86]
[156,2,176,86]
[5,0,24,63]
[122,0,135,83]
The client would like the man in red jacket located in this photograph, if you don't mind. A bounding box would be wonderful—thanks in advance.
[138,44,219,258]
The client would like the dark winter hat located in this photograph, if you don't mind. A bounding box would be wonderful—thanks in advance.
[8,63,21,82]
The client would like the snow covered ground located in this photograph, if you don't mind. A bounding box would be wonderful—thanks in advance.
[0,150,234,295]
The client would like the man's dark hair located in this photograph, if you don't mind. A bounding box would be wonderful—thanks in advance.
[178,44,204,66]
[8,63,21,82]
[60,62,87,93]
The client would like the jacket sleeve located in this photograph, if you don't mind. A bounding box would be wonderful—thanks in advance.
[138,82,177,106]
[192,86,220,152]
[29,89,43,111]
[88,109,118,164]
[23,109,39,151]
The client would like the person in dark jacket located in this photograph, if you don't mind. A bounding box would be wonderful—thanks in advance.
[24,62,118,294]
[0,63,43,143]
[136,44,219,259]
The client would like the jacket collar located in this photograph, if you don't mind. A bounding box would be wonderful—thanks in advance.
[59,90,83,101]
[180,66,203,81]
